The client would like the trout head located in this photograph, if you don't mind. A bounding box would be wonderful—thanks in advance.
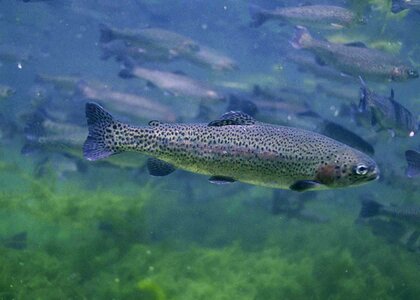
[315,150,379,188]
[391,66,419,81]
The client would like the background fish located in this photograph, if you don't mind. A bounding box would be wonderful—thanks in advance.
[359,81,418,137]
[360,198,420,225]
[249,4,363,29]
[99,24,199,57]
[291,26,419,82]
[118,64,223,101]
[392,0,420,13]
[83,102,379,192]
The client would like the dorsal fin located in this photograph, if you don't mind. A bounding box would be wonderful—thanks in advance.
[148,120,161,127]
[208,111,257,126]
[344,41,367,48]
[390,88,395,100]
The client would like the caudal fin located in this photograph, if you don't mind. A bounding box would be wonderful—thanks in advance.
[290,26,312,49]
[249,4,269,27]
[83,102,120,161]
[391,0,407,13]
[405,150,420,178]
[359,198,383,218]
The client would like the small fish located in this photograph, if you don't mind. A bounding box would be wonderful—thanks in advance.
[99,24,199,57]
[360,198,420,225]
[249,4,363,28]
[183,46,238,71]
[405,150,420,178]
[83,103,379,192]
[0,84,15,100]
[119,64,223,101]
[317,121,375,156]
[359,79,418,137]
[291,26,419,82]
[76,81,177,122]
[391,0,420,13]
[35,73,80,93]
[99,39,176,64]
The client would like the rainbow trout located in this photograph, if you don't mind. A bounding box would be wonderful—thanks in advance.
[250,4,363,29]
[83,103,379,192]
[291,26,419,82]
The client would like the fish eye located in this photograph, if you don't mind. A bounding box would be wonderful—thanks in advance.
[408,70,419,78]
[355,164,368,175]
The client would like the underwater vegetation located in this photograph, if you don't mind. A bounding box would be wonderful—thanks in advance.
[0,155,420,299]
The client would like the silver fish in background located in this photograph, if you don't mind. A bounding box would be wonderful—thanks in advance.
[249,4,363,29]
[83,102,379,192]
[392,0,420,13]
[360,198,420,225]
[100,40,237,72]
[287,52,354,83]
[182,45,238,71]
[99,40,165,63]
[405,150,420,178]
[118,64,224,101]
[291,26,419,82]
[359,79,418,137]
[76,81,177,122]
[35,73,82,96]
[0,84,15,100]
[99,23,199,58]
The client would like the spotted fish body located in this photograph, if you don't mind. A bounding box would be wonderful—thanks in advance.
[249,4,360,28]
[291,26,419,82]
[84,103,379,191]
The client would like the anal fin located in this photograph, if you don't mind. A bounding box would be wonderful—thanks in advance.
[209,176,236,184]
[289,180,322,192]
[147,158,175,176]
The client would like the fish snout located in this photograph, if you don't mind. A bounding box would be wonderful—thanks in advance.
[368,165,380,181]
[407,69,419,79]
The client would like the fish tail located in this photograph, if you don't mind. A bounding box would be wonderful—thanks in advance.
[83,102,125,161]
[99,23,115,43]
[359,198,383,218]
[391,0,407,13]
[405,150,420,178]
[249,4,269,27]
[291,26,312,49]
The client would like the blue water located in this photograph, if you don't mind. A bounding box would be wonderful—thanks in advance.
[0,0,419,299]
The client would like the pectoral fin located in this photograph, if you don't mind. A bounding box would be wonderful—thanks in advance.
[147,158,176,176]
[209,176,236,184]
[289,180,322,192]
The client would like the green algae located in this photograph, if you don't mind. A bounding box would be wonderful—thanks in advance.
[1,155,420,299]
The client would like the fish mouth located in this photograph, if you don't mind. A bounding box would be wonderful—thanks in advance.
[367,167,380,181]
